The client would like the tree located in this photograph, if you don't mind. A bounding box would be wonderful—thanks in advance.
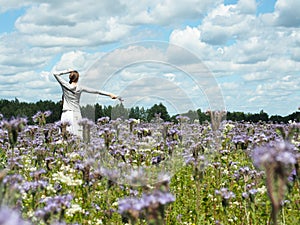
[270,115,284,123]
[129,106,140,119]
[111,103,129,120]
[103,105,113,118]
[139,107,148,121]
[197,109,210,124]
[0,98,299,124]
[227,111,246,121]
[146,103,170,122]
[81,104,95,121]
[259,110,269,121]
[181,110,198,122]
[95,103,104,120]
[245,110,269,122]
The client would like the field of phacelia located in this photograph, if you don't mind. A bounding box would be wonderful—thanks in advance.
[0,111,299,225]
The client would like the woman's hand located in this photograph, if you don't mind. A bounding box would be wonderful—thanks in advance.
[59,69,74,75]
[110,94,118,99]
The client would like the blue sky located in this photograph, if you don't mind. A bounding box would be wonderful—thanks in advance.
[0,0,299,116]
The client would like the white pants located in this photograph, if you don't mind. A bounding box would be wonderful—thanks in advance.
[61,110,83,138]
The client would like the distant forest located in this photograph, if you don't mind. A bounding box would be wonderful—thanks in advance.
[0,98,299,124]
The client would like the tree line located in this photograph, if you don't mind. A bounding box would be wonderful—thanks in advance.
[0,98,299,124]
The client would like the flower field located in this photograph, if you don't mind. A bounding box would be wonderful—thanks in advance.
[0,112,299,225]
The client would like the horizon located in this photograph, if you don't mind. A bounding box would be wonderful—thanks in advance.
[0,97,298,118]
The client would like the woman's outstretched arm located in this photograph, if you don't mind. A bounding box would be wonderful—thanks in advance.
[81,86,118,99]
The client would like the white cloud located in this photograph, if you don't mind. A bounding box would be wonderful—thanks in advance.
[166,0,299,115]
[53,51,101,73]
[244,75,300,114]
[0,0,34,13]
[236,0,256,14]
[15,4,132,47]
[0,70,58,102]
[256,76,300,94]
[121,0,222,25]
[221,82,239,90]
[163,73,176,82]
[0,0,299,116]
[243,72,271,82]
[261,0,300,27]
[196,2,257,45]
[273,0,300,27]
[169,26,211,59]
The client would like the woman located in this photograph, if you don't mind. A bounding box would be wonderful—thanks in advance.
[54,70,118,138]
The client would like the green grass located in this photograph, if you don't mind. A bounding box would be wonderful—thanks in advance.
[0,119,299,225]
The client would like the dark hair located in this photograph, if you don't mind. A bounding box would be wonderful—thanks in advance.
[69,71,79,84]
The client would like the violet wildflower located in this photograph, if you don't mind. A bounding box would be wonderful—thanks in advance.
[232,166,261,183]
[21,180,48,193]
[118,190,175,225]
[151,156,162,165]
[99,127,115,148]
[232,134,250,150]
[32,111,52,126]
[183,142,208,179]
[24,125,39,140]
[275,123,300,142]
[175,115,190,124]
[118,197,143,214]
[36,194,73,223]
[247,188,258,202]
[78,118,94,143]
[252,141,297,225]
[97,116,110,125]
[54,121,71,140]
[215,188,236,207]
[118,197,141,224]
[128,118,139,132]
[242,192,249,199]
[2,174,24,191]
[2,117,27,149]
[288,169,297,183]
[30,169,46,180]
[0,206,31,225]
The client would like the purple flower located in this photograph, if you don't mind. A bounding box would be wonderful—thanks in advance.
[97,116,110,125]
[152,156,162,165]
[2,117,27,147]
[54,120,71,128]
[32,111,51,125]
[288,169,297,183]
[242,192,249,199]
[37,194,73,216]
[118,190,175,214]
[0,207,31,225]
[248,188,258,196]
[118,197,142,214]
[215,188,235,207]
[2,174,24,190]
[30,169,46,179]
[252,141,297,168]
[21,180,48,192]
[78,118,94,127]
[154,190,175,205]
[252,140,297,224]
[175,115,190,123]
